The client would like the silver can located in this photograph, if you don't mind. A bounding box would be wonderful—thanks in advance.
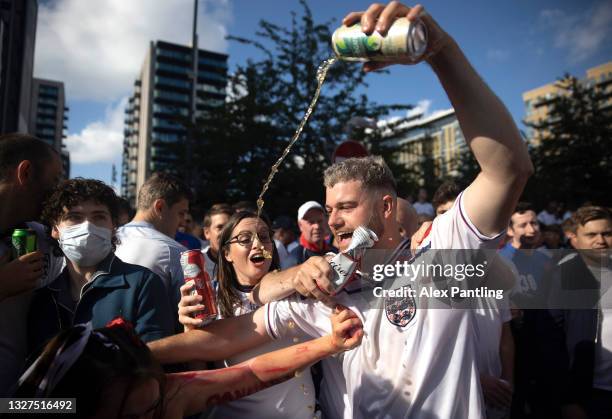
[332,17,428,62]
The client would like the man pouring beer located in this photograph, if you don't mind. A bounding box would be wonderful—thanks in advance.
[150,3,533,418]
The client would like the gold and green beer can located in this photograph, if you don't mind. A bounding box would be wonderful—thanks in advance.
[332,17,428,62]
[11,228,37,258]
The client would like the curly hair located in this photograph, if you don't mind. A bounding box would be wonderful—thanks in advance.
[41,178,119,226]
[41,178,120,254]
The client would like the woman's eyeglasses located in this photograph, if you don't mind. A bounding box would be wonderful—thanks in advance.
[226,231,273,247]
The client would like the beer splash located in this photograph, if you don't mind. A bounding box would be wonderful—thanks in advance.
[254,56,338,259]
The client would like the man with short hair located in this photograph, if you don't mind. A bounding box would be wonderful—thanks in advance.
[201,203,233,283]
[30,178,174,351]
[0,133,65,395]
[541,206,612,418]
[115,172,191,331]
[291,201,334,264]
[148,3,533,417]
[498,202,553,417]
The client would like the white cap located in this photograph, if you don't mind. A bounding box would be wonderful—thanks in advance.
[297,201,325,220]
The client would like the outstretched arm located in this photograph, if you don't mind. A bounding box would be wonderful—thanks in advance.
[344,2,533,237]
[167,307,363,417]
[148,306,270,364]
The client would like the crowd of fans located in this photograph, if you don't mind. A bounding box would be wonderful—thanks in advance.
[0,2,610,418]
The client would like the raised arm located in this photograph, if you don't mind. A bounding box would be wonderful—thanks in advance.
[148,306,270,364]
[428,39,532,236]
[167,307,363,417]
[345,2,533,237]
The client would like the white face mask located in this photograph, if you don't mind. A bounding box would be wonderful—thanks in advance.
[58,221,113,267]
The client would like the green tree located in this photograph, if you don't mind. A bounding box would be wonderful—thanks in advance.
[180,0,416,216]
[525,74,612,207]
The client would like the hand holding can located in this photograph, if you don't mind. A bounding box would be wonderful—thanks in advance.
[338,2,454,71]
[180,250,218,324]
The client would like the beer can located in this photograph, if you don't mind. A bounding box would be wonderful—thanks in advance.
[11,228,37,258]
[332,17,428,62]
[180,250,218,322]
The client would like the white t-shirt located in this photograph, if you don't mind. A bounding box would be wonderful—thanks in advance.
[413,201,435,217]
[115,221,186,325]
[265,191,504,419]
[0,222,65,396]
[207,287,316,419]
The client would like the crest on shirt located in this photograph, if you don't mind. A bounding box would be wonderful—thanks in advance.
[385,289,416,327]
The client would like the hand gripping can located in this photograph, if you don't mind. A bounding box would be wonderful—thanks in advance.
[332,17,428,62]
[180,250,218,321]
[11,228,37,258]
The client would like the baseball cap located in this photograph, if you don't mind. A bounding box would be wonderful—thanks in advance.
[297,201,325,220]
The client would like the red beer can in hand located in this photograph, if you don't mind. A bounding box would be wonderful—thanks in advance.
[180,250,218,322]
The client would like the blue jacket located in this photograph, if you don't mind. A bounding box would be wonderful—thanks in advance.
[27,254,175,354]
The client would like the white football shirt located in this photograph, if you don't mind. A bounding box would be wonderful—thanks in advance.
[265,190,504,418]
[207,287,316,419]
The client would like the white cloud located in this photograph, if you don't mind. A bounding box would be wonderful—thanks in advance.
[35,0,232,101]
[539,2,612,63]
[65,98,127,164]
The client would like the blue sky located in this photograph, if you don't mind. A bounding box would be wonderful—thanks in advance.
[33,0,612,188]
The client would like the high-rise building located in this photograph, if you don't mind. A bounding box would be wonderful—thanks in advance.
[381,109,467,184]
[523,61,612,141]
[0,0,37,134]
[121,40,227,206]
[29,78,70,178]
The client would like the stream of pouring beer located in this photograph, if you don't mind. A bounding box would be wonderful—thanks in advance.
[252,57,337,259]
[256,57,337,220]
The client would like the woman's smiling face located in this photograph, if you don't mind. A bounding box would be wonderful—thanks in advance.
[223,217,274,285]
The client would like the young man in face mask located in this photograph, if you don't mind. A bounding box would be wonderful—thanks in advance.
[27,179,174,355]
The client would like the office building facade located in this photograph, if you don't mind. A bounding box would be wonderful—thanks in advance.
[523,61,612,141]
[29,78,69,177]
[121,40,227,206]
[382,109,467,184]
[0,0,37,134]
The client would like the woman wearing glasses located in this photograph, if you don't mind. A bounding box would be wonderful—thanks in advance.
[178,210,319,419]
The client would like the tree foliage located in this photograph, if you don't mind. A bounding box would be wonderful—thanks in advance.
[178,0,415,216]
[525,74,612,207]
